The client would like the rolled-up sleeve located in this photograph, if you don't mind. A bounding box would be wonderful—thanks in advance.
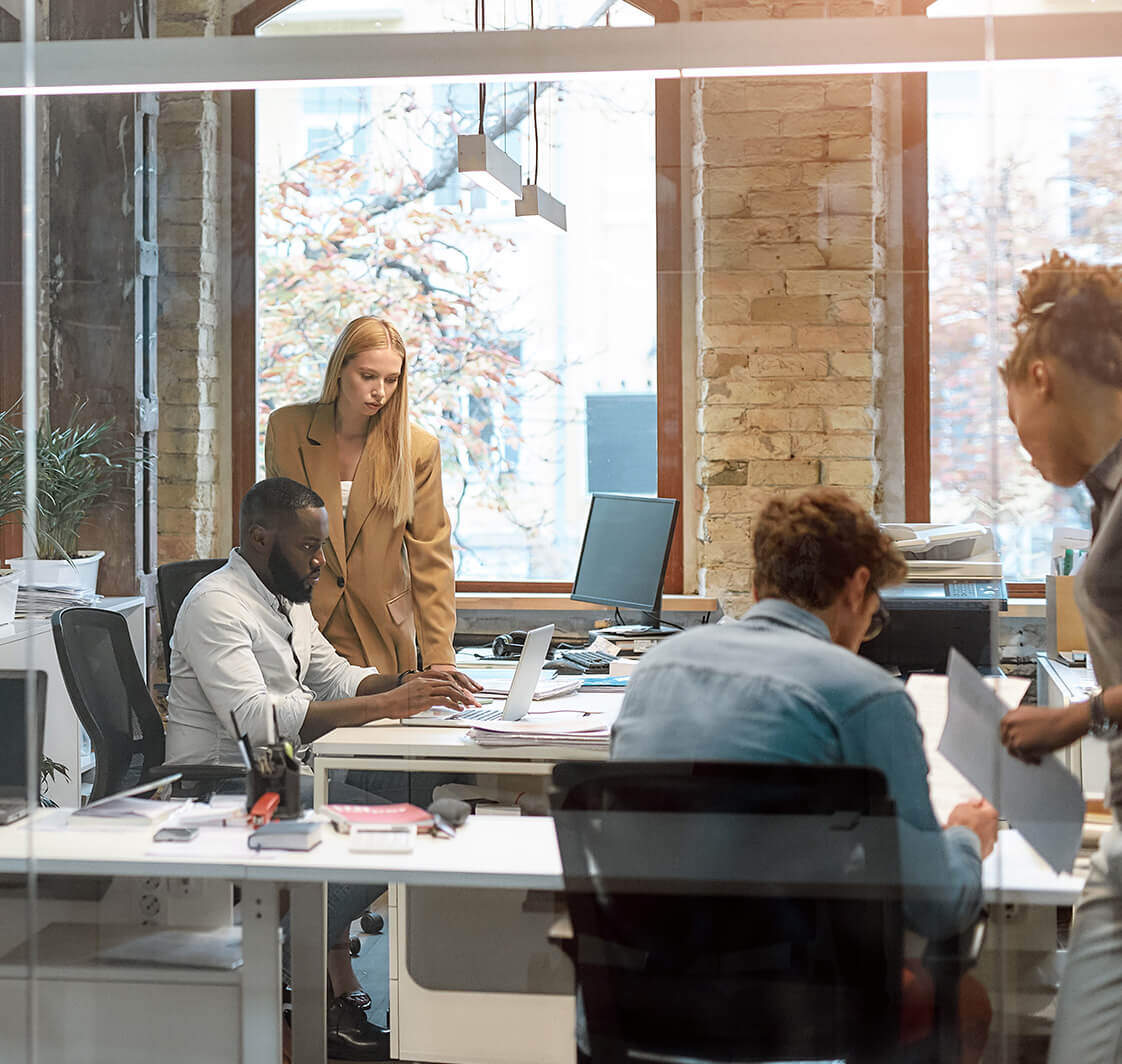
[843,691,984,940]
[306,617,380,702]
[175,592,311,747]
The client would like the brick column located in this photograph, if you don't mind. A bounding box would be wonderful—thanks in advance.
[693,51,889,616]
[156,0,224,562]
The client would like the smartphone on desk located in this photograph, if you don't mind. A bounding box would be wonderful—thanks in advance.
[153,826,199,842]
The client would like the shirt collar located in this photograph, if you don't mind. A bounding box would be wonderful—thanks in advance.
[740,598,833,644]
[1085,432,1122,507]
[226,548,291,615]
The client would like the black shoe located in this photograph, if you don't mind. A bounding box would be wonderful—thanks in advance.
[326,995,390,1061]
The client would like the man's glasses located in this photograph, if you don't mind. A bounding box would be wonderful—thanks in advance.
[862,596,890,643]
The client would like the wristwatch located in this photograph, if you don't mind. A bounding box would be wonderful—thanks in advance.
[1088,689,1120,740]
[396,669,417,687]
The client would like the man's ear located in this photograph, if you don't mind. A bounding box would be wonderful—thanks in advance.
[247,522,272,552]
[845,565,871,611]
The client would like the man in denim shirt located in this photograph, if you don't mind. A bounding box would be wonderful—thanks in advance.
[610,488,997,1061]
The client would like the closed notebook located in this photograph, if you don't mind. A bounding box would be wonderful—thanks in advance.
[323,802,433,833]
[248,819,325,851]
[69,797,181,828]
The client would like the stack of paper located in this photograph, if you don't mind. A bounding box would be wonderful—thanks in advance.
[467,715,611,748]
[16,584,100,619]
[462,669,583,701]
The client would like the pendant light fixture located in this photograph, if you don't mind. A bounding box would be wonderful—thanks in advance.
[457,0,523,201]
[514,1,567,231]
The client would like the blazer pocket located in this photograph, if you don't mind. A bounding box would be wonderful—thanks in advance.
[386,588,414,627]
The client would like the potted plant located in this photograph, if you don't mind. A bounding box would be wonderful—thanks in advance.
[0,403,137,593]
[39,755,70,808]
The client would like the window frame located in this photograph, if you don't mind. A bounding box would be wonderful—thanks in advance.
[229,0,684,594]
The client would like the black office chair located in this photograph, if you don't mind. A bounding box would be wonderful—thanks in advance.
[550,760,912,1064]
[51,606,244,801]
[156,558,226,680]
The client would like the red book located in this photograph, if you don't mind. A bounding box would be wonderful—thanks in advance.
[323,803,434,833]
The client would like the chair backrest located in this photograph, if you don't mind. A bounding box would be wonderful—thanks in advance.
[51,607,165,801]
[0,670,47,800]
[550,760,903,1064]
[156,558,226,671]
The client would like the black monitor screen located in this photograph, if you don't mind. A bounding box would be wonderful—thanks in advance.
[0,673,44,798]
[571,494,679,611]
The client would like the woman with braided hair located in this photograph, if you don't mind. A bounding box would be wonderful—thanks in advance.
[999,251,1122,1062]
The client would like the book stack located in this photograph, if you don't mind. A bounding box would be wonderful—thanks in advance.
[323,802,432,852]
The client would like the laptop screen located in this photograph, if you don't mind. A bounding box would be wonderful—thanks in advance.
[0,672,45,802]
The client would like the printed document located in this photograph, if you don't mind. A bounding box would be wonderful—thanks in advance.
[939,649,1084,873]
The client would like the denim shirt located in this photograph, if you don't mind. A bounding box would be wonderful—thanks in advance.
[611,598,983,941]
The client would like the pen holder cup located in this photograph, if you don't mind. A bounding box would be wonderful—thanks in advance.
[246,744,302,819]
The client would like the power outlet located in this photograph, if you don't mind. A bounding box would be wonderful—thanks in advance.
[135,878,165,926]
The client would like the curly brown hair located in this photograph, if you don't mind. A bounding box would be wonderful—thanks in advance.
[752,488,906,610]
[1000,250,1122,387]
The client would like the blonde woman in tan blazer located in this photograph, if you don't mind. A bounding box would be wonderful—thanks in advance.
[265,317,469,679]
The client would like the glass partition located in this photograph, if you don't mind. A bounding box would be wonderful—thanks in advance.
[3,3,1119,1060]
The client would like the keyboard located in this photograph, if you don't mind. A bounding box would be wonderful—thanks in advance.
[452,707,504,721]
[555,649,617,672]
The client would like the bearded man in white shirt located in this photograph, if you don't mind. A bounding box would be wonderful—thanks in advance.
[167,476,480,1061]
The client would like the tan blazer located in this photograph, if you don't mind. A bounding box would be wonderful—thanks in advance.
[264,402,456,675]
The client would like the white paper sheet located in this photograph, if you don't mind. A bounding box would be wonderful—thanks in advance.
[940,649,1084,873]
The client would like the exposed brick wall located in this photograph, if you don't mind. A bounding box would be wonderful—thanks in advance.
[691,3,891,617]
[156,0,224,563]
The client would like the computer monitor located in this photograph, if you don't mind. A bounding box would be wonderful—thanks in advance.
[570,493,680,636]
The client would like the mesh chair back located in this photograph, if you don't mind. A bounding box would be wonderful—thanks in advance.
[551,760,903,1064]
[51,608,165,801]
[156,558,226,673]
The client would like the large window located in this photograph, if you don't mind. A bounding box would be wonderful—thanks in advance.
[927,61,1122,582]
[241,0,678,586]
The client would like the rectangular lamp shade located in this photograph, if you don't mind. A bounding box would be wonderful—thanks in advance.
[457,133,523,201]
[514,184,567,231]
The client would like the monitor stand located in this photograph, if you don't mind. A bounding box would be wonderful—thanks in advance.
[596,624,679,639]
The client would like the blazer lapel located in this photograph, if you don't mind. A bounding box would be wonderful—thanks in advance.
[344,434,375,557]
[300,404,346,577]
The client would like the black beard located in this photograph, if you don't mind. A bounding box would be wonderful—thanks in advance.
[268,544,314,604]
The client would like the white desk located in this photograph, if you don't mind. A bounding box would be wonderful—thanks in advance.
[0,811,565,1064]
[311,689,622,806]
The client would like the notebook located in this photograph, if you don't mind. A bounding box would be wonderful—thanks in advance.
[403,624,555,728]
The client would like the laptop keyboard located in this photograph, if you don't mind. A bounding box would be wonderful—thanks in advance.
[453,707,505,722]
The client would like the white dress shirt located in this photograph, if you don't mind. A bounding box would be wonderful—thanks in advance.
[165,548,379,766]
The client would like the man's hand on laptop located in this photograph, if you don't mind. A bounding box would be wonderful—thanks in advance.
[377,673,481,719]
[420,664,484,693]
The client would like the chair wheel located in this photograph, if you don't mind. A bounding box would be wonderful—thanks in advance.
[360,911,384,935]
[349,936,361,957]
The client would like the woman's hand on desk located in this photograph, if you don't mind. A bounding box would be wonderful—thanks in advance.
[946,798,999,859]
[374,673,481,719]
[1000,704,1089,764]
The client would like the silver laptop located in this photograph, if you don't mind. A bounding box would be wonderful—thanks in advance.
[403,624,555,728]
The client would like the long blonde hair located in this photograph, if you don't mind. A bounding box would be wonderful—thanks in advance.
[320,317,414,526]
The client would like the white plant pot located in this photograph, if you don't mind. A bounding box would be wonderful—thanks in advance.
[0,570,17,625]
[10,550,104,594]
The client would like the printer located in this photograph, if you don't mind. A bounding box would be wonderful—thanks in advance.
[860,523,1007,676]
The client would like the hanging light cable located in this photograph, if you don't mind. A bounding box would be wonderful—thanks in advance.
[515,0,566,230]
[457,0,523,201]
